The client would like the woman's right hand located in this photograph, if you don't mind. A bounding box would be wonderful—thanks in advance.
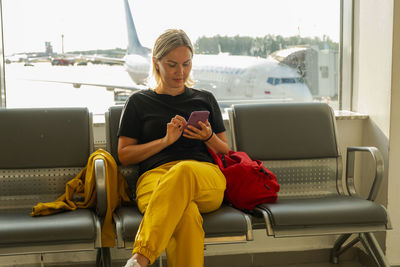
[118,115,187,166]
[163,115,186,146]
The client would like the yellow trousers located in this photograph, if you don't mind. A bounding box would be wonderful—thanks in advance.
[132,160,226,267]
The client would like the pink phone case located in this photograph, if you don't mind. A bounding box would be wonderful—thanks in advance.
[186,111,210,129]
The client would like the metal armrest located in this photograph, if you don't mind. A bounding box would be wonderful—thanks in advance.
[345,146,384,201]
[94,158,107,218]
[254,207,274,236]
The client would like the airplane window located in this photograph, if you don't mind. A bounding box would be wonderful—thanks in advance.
[281,78,296,84]
[268,77,304,85]
[1,0,341,112]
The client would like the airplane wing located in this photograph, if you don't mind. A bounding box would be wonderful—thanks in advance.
[83,55,126,65]
[25,79,146,91]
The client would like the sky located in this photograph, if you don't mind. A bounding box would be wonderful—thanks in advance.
[2,0,340,55]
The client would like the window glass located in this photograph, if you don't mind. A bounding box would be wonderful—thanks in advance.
[2,0,340,114]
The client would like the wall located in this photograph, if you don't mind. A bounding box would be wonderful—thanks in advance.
[353,0,393,137]
[352,0,399,265]
[387,0,400,263]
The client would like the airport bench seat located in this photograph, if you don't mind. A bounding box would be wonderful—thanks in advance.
[229,103,391,267]
[0,108,105,258]
[105,106,253,250]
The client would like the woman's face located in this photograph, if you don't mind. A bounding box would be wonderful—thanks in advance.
[154,46,192,92]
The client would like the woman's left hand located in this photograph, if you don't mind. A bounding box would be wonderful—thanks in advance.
[183,120,213,141]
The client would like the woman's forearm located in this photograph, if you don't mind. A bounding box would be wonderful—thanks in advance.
[205,132,230,154]
[119,116,188,166]
[118,137,169,166]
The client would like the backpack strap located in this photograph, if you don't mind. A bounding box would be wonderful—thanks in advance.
[221,154,227,168]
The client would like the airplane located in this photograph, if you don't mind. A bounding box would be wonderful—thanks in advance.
[120,0,313,106]
[38,0,313,107]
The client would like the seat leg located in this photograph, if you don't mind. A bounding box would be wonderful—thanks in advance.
[159,255,163,267]
[361,233,390,267]
[360,233,380,266]
[96,248,101,266]
[330,233,353,264]
[40,254,45,267]
[96,247,112,267]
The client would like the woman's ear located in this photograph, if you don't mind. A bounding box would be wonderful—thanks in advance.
[152,57,159,71]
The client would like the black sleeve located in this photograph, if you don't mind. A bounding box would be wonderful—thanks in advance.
[117,95,142,140]
[207,92,225,134]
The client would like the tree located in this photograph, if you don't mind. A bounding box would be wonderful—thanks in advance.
[194,34,339,58]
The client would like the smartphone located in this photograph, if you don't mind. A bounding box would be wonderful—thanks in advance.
[186,111,210,130]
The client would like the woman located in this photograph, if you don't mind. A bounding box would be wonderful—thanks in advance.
[119,29,229,267]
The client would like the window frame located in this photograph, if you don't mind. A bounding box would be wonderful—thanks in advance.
[0,0,6,108]
[340,0,354,110]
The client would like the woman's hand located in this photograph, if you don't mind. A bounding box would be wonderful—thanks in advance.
[163,115,186,146]
[183,120,213,141]
[184,119,230,154]
[118,115,187,166]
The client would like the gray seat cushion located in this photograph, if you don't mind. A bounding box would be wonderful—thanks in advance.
[259,196,388,227]
[0,209,97,245]
[116,204,249,242]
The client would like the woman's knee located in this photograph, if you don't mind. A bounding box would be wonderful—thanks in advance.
[171,161,197,174]
[168,161,214,181]
[160,161,198,185]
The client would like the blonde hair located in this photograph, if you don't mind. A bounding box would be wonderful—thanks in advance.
[150,29,195,88]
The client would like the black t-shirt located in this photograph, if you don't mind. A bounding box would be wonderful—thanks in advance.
[118,87,225,175]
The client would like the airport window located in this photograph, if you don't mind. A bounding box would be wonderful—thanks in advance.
[0,0,342,112]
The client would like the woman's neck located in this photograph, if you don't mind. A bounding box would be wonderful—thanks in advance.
[155,86,186,96]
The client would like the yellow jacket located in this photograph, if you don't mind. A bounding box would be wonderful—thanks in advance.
[31,149,131,247]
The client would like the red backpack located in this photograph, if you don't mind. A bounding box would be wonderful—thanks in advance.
[208,149,280,211]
